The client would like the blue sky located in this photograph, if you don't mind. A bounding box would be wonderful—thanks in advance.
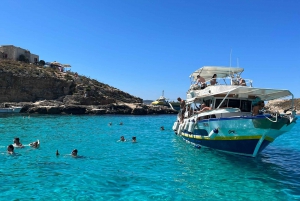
[1,0,299,100]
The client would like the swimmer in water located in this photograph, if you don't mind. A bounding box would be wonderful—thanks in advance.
[132,136,137,143]
[160,126,165,130]
[119,136,126,142]
[7,145,14,154]
[30,141,39,148]
[13,138,24,147]
[56,150,60,156]
[71,149,78,157]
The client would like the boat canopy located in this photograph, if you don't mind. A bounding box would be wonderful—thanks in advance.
[187,86,293,103]
[190,66,244,81]
[228,87,292,101]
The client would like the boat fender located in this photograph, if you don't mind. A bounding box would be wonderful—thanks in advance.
[172,122,177,131]
[177,124,183,135]
[188,119,196,134]
[180,123,185,135]
[208,128,219,139]
[184,120,190,133]
[175,121,180,131]
[172,120,179,131]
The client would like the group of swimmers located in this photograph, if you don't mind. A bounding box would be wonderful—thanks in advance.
[7,138,39,154]
[119,136,137,142]
[7,137,79,157]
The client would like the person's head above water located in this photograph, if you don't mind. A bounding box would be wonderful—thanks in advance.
[13,138,22,146]
[71,149,78,156]
[132,136,136,142]
[14,138,20,143]
[120,136,125,141]
[7,145,14,153]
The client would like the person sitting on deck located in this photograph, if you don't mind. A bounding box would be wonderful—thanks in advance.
[210,74,218,85]
[252,101,265,116]
[195,103,211,113]
[239,78,246,86]
[195,75,207,89]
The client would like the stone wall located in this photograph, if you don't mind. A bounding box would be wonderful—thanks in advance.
[0,45,39,63]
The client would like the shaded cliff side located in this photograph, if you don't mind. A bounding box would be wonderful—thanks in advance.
[0,59,142,104]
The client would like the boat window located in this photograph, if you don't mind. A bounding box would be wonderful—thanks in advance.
[204,100,212,108]
[215,99,228,108]
[228,99,240,108]
[241,100,252,112]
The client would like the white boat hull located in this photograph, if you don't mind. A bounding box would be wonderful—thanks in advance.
[0,107,22,113]
[174,115,296,157]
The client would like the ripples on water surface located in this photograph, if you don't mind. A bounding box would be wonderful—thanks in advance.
[0,114,299,200]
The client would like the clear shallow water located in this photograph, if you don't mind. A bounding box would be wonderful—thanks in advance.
[0,114,299,201]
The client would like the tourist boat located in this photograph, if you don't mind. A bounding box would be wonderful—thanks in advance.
[172,66,297,157]
[0,106,22,113]
[151,91,180,110]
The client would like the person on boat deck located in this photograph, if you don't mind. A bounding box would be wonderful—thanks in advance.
[177,97,186,122]
[7,144,14,154]
[196,103,211,113]
[239,78,246,86]
[189,106,194,116]
[210,74,218,85]
[13,138,23,147]
[252,101,265,116]
[71,149,78,157]
[231,75,239,85]
[196,75,207,89]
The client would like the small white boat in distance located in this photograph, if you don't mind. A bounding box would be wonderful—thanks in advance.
[0,106,22,113]
[172,66,297,157]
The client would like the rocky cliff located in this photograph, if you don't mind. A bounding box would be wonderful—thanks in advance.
[0,59,178,115]
[266,99,300,114]
[0,59,142,105]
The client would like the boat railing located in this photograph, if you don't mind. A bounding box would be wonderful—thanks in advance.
[192,77,253,89]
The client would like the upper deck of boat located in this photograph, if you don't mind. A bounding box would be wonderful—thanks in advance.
[187,66,293,103]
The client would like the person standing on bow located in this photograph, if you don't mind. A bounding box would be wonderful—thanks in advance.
[177,97,186,123]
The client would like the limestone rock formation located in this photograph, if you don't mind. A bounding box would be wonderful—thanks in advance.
[0,59,178,115]
[266,99,300,114]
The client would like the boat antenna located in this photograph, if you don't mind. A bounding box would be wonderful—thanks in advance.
[162,90,164,97]
[229,48,232,67]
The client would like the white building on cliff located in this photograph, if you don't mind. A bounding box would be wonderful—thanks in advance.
[0,45,39,63]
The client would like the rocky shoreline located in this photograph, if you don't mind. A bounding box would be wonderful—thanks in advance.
[5,98,297,115]
[3,101,178,115]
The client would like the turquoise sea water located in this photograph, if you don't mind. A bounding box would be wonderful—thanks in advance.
[0,114,299,201]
